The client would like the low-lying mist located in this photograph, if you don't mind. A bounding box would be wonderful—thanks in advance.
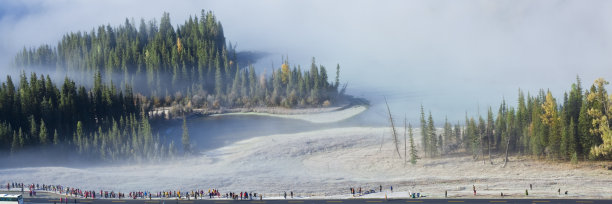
[2,1,612,123]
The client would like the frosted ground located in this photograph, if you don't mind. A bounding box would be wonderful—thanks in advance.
[1,106,611,199]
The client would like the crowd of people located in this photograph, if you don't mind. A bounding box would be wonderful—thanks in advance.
[4,182,264,200]
[5,181,573,200]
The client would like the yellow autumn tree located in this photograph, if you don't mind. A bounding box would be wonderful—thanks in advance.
[281,63,290,84]
[177,37,183,53]
[590,117,612,158]
[541,90,561,157]
[588,78,612,158]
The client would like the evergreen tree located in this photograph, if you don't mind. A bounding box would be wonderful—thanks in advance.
[11,132,19,154]
[578,97,593,158]
[443,116,452,152]
[53,129,59,145]
[39,120,48,145]
[454,122,462,146]
[29,116,37,144]
[409,123,419,165]
[427,111,437,156]
[182,117,191,154]
[76,121,84,153]
[420,105,428,156]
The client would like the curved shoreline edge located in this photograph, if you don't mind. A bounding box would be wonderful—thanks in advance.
[153,97,371,123]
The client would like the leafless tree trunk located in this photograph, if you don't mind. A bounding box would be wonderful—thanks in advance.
[503,134,511,168]
[488,132,492,165]
[385,97,402,159]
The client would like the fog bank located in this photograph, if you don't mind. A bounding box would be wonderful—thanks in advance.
[1,0,611,123]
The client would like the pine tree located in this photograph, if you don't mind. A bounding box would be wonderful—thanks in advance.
[39,120,48,145]
[443,116,452,152]
[568,76,583,155]
[486,107,494,162]
[454,122,462,146]
[335,64,340,89]
[215,64,223,97]
[18,128,24,148]
[578,97,592,158]
[182,117,191,154]
[29,115,37,144]
[428,111,437,156]
[76,121,84,153]
[420,105,428,156]
[53,129,59,145]
[11,132,19,154]
[409,123,419,165]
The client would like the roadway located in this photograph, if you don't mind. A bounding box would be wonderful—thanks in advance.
[22,198,608,204]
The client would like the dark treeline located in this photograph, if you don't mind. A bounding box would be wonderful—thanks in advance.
[0,72,175,161]
[13,10,344,110]
[420,77,612,161]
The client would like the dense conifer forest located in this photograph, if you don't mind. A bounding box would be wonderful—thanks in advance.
[12,10,344,110]
[1,10,344,160]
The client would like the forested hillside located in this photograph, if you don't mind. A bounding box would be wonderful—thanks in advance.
[420,77,612,161]
[13,10,344,110]
[1,10,345,160]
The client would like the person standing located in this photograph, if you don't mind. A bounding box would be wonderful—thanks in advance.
[473,185,476,196]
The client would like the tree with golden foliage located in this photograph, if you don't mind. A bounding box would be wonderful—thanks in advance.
[587,78,612,158]
[281,63,290,85]
[541,90,561,158]
[176,37,183,53]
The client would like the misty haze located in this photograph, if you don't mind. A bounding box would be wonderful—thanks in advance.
[1,0,612,203]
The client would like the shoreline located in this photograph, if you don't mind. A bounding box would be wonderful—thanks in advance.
[150,97,370,121]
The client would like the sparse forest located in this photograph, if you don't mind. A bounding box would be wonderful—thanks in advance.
[420,77,612,161]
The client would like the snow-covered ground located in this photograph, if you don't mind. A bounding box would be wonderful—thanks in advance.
[1,106,612,199]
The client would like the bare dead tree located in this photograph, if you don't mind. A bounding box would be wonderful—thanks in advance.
[385,97,402,159]
[481,132,485,165]
[489,131,492,165]
[503,132,511,168]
